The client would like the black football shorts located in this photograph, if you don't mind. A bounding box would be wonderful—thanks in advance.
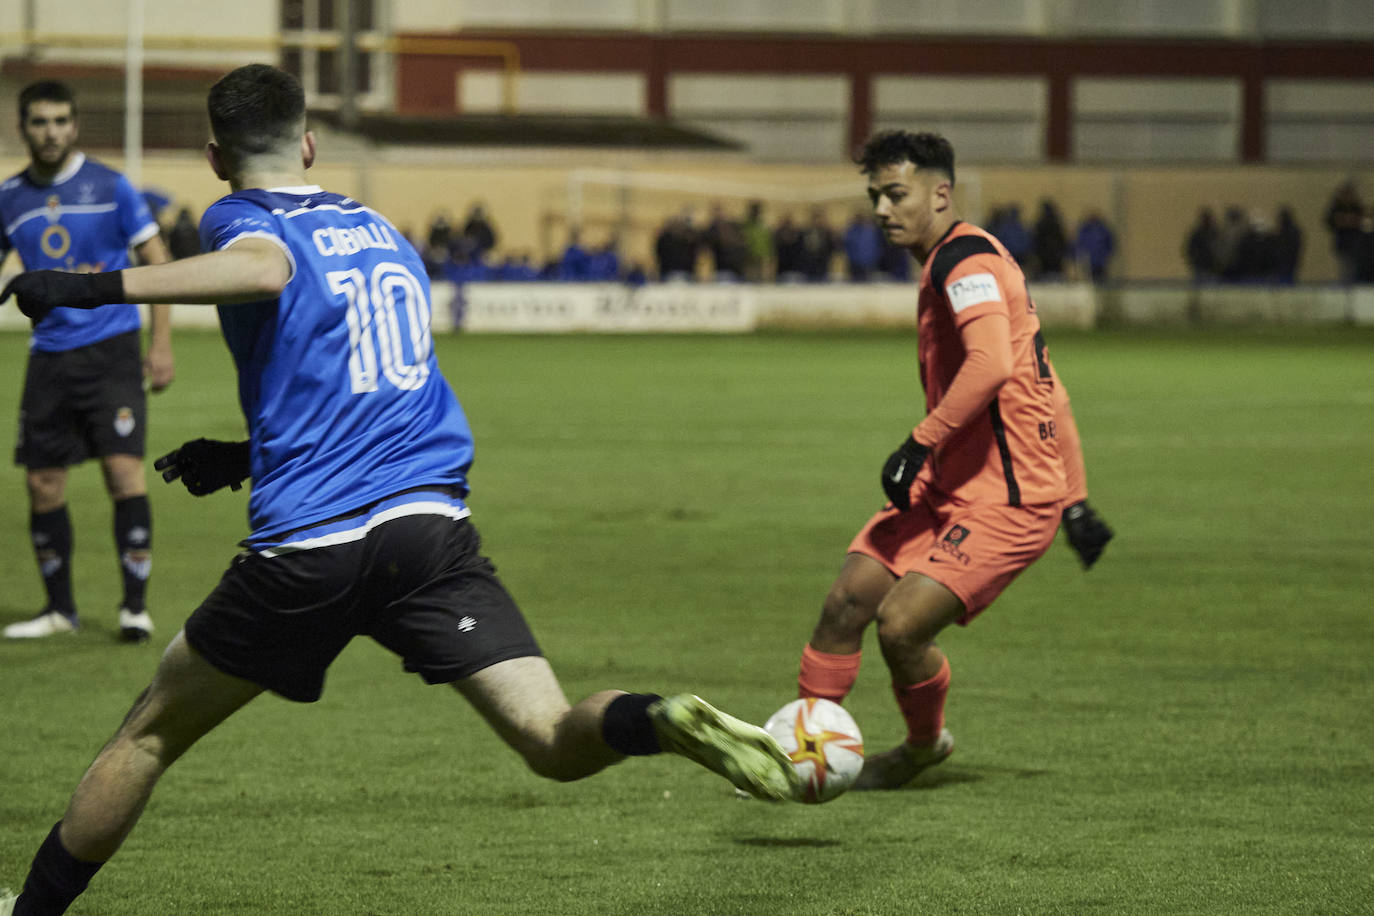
[15,330,147,468]
[185,513,542,702]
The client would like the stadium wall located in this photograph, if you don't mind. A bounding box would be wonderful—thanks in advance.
[41,150,1374,284]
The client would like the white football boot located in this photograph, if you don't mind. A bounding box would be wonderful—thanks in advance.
[118,608,154,644]
[3,609,78,639]
[0,886,18,915]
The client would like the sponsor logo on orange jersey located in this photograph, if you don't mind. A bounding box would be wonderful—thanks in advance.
[935,524,973,566]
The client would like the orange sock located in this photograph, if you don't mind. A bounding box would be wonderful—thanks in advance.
[892,657,950,746]
[797,644,862,703]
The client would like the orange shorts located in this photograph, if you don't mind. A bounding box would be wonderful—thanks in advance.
[848,492,1060,623]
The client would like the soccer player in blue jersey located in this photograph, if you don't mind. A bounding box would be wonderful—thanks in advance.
[0,80,174,643]
[0,65,797,915]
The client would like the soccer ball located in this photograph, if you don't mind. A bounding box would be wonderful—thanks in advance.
[764,698,864,804]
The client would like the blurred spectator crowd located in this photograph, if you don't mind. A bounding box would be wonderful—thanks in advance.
[156,183,1374,288]
[984,200,1116,282]
[1180,180,1374,286]
[406,198,1130,289]
[412,200,915,288]
[1322,180,1374,284]
[1183,204,1304,285]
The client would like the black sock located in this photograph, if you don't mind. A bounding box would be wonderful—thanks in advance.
[113,496,152,612]
[15,822,104,916]
[31,506,75,616]
[601,692,663,756]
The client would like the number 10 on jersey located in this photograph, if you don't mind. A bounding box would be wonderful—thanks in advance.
[328,263,433,394]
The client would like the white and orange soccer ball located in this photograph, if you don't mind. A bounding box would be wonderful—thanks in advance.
[764,698,864,803]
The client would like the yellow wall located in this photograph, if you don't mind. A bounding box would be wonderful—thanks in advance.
[22,149,1369,283]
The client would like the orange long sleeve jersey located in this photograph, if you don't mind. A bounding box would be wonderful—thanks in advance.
[909,221,1078,508]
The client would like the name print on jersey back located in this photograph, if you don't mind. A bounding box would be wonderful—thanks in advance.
[311,220,399,258]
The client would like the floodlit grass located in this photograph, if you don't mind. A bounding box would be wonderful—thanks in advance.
[1,326,1371,915]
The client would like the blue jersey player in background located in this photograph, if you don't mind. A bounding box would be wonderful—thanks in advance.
[0,80,174,643]
[0,64,799,915]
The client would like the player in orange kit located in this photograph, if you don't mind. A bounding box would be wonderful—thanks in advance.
[795,131,1113,788]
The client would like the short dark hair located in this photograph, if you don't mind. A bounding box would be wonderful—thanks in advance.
[207,64,306,162]
[19,81,77,122]
[855,131,955,185]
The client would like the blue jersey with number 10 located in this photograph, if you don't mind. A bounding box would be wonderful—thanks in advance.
[198,186,474,544]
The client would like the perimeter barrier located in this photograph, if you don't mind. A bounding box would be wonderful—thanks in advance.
[1,282,1359,334]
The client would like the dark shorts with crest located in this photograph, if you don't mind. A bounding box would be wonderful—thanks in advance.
[15,330,147,468]
[185,511,542,702]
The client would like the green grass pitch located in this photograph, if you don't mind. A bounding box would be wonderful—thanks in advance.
[1,326,1371,915]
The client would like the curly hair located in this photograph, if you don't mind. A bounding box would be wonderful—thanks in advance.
[855,131,955,185]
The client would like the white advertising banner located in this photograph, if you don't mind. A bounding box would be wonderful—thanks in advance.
[605,284,755,332]
[4,273,1367,334]
[458,283,755,333]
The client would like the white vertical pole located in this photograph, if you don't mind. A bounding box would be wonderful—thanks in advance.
[124,0,144,188]
[636,0,664,31]
[568,173,583,231]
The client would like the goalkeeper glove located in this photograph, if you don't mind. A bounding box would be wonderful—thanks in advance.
[0,269,126,325]
[154,438,251,497]
[1062,500,1113,569]
[880,435,929,511]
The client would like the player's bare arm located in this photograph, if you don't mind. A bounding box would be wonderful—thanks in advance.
[123,237,290,304]
[134,234,176,391]
[1,239,290,325]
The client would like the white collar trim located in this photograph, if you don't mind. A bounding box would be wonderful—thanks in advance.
[29,151,86,187]
[265,185,324,194]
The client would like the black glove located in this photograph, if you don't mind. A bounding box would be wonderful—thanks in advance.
[0,269,126,325]
[1062,500,1113,569]
[154,438,251,497]
[880,435,929,511]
